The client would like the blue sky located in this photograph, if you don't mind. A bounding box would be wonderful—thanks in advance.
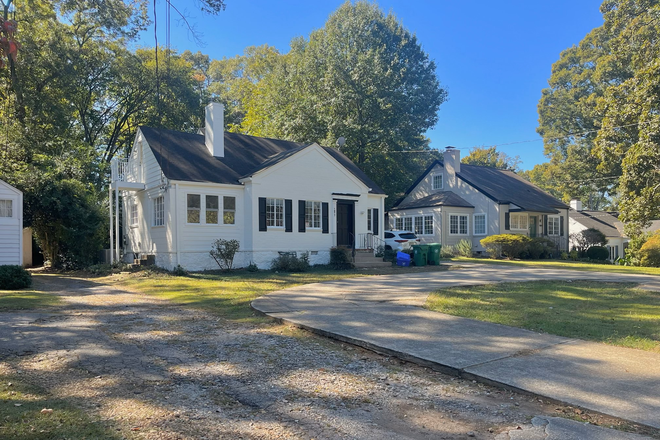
[140,0,605,170]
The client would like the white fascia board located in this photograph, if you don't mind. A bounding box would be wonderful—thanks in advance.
[0,178,22,196]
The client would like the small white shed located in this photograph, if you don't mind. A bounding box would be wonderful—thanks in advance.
[0,178,23,266]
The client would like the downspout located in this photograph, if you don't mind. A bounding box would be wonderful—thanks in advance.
[109,186,114,264]
[175,183,180,266]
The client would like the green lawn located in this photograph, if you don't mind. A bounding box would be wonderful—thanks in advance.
[0,290,61,311]
[0,375,120,440]
[451,257,660,275]
[117,268,371,322]
[425,280,660,352]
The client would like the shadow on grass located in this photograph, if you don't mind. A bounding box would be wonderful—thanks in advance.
[426,280,660,351]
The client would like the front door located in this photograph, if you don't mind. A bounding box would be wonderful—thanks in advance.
[529,216,538,238]
[336,201,355,247]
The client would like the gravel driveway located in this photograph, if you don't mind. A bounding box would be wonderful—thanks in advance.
[0,274,641,439]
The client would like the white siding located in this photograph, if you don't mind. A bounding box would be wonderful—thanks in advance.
[0,180,22,266]
[388,208,442,244]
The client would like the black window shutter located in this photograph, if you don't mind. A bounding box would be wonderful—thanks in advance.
[373,208,379,235]
[504,212,510,230]
[258,198,267,231]
[322,202,329,234]
[543,215,548,236]
[298,200,306,232]
[285,199,293,232]
[560,216,564,236]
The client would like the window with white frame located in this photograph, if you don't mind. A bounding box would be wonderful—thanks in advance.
[0,199,13,218]
[474,213,486,235]
[206,195,219,224]
[450,214,468,235]
[266,198,284,227]
[414,216,423,235]
[547,215,560,236]
[153,196,164,226]
[306,200,321,229]
[223,196,236,224]
[432,174,443,190]
[404,217,412,232]
[187,194,201,223]
[130,200,138,226]
[510,213,528,230]
[395,217,403,230]
[367,209,372,231]
[424,215,433,235]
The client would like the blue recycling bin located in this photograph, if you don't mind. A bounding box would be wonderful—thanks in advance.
[396,251,411,267]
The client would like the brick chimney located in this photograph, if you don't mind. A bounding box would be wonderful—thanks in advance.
[443,146,460,189]
[205,102,225,157]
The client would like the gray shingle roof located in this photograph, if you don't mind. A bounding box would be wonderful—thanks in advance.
[389,191,473,211]
[569,210,624,237]
[394,160,569,213]
[139,126,385,194]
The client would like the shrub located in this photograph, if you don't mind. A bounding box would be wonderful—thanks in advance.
[569,250,579,261]
[560,252,569,260]
[383,248,397,262]
[626,232,651,266]
[586,246,609,261]
[455,239,472,257]
[85,262,130,276]
[210,239,240,270]
[570,228,607,255]
[271,252,310,272]
[246,262,259,272]
[330,247,354,270]
[480,234,531,259]
[526,237,556,259]
[639,234,660,267]
[0,265,32,290]
[171,265,188,276]
[440,245,455,258]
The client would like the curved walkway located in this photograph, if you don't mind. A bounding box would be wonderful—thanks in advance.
[252,263,660,431]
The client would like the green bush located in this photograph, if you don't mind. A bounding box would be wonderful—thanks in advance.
[586,246,609,261]
[383,248,397,262]
[329,247,354,270]
[209,239,240,270]
[171,265,188,276]
[440,244,455,258]
[246,262,259,272]
[569,250,579,261]
[480,234,531,259]
[0,265,32,290]
[85,262,130,276]
[271,252,310,272]
[639,234,660,267]
[455,239,472,257]
[526,237,556,259]
[570,228,608,255]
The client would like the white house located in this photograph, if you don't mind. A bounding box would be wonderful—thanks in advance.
[568,200,660,261]
[109,103,386,270]
[0,178,23,266]
[388,147,570,254]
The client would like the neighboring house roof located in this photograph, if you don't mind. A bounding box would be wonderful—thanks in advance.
[389,191,473,211]
[395,160,569,213]
[569,209,624,238]
[139,127,385,194]
[643,220,660,234]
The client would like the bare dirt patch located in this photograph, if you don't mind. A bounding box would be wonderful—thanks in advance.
[1,274,654,439]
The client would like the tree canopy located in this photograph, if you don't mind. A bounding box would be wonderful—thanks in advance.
[461,147,520,171]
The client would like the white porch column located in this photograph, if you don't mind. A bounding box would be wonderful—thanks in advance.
[109,186,114,264]
[115,188,120,263]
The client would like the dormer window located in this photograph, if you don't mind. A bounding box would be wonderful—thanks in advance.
[432,173,443,190]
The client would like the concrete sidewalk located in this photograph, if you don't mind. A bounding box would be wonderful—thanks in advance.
[251,264,660,430]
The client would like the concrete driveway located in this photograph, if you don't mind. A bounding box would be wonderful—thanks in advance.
[252,263,660,431]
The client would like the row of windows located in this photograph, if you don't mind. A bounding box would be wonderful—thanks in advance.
[394,213,486,236]
[187,194,236,225]
[394,215,434,235]
[510,213,561,236]
[266,198,322,229]
[0,200,13,218]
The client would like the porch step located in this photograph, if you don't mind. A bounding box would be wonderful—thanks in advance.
[353,252,391,268]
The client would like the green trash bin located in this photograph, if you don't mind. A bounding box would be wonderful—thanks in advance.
[412,244,428,266]
[427,243,441,265]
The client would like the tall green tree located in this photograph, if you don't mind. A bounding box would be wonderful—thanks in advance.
[209,1,447,203]
[462,147,520,171]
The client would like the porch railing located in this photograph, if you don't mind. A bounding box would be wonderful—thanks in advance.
[357,233,386,255]
[111,158,129,182]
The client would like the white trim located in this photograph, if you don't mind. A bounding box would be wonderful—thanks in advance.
[449,213,469,235]
[432,173,443,190]
[547,215,560,236]
[509,212,528,231]
[473,212,487,236]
